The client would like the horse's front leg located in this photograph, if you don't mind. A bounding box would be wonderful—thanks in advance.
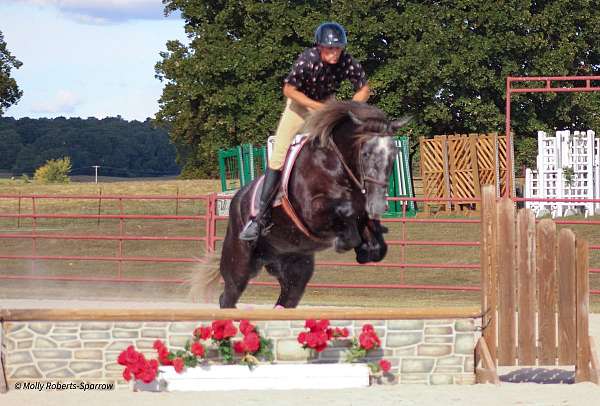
[354,219,388,263]
[333,202,362,252]
[272,254,315,308]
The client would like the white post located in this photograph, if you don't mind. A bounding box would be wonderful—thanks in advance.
[92,165,100,184]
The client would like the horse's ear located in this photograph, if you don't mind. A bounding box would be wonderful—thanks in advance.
[348,111,364,127]
[390,115,413,131]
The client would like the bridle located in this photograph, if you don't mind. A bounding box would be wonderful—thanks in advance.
[328,136,389,195]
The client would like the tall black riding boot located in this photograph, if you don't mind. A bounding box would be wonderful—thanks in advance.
[239,168,282,241]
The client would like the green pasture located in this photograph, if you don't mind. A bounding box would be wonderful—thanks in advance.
[0,178,598,311]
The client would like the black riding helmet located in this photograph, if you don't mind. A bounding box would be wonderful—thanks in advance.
[314,22,347,48]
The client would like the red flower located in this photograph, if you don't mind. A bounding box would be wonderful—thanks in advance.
[191,342,205,357]
[152,340,165,350]
[335,327,349,338]
[233,340,245,354]
[297,331,307,344]
[305,319,317,330]
[316,319,330,331]
[122,367,131,381]
[362,324,375,333]
[212,320,237,340]
[153,340,171,365]
[243,332,261,353]
[193,326,212,340]
[239,320,255,336]
[379,359,392,373]
[139,367,156,384]
[172,357,184,373]
[118,345,141,366]
[359,330,381,351]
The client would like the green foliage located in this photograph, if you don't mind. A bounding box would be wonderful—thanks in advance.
[515,137,538,171]
[0,30,23,116]
[34,157,72,184]
[563,166,575,187]
[0,116,179,177]
[215,339,234,364]
[156,1,600,177]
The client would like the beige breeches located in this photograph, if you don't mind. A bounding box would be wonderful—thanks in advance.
[268,98,310,170]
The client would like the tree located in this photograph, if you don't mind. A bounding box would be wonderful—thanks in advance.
[0,30,23,116]
[156,1,600,177]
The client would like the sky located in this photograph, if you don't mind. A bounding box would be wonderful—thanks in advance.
[1,0,188,121]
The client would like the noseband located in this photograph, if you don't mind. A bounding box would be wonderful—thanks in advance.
[328,137,389,195]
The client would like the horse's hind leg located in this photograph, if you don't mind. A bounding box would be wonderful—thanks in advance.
[272,254,314,308]
[219,232,260,308]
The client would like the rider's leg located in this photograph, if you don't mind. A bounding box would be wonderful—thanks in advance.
[239,99,308,241]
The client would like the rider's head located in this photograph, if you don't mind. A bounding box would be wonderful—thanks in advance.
[314,22,347,64]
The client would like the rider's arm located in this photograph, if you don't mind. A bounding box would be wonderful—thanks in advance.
[352,84,370,103]
[283,83,325,111]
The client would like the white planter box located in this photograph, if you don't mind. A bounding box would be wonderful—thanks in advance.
[158,364,370,391]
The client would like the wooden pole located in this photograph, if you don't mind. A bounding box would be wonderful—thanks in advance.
[0,307,482,322]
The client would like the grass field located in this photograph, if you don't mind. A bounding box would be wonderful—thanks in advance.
[0,177,598,311]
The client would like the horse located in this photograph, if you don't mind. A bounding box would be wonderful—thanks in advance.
[193,101,411,308]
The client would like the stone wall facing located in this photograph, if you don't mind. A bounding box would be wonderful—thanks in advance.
[2,318,477,389]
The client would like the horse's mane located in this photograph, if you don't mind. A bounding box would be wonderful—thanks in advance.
[304,101,392,147]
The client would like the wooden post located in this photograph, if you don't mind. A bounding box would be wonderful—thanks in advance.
[497,197,516,365]
[442,136,452,211]
[557,228,577,365]
[0,322,7,393]
[537,219,557,365]
[469,135,481,209]
[575,238,592,382]
[517,208,536,365]
[480,185,497,363]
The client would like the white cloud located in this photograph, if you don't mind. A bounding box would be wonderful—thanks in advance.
[31,90,82,114]
[10,1,175,24]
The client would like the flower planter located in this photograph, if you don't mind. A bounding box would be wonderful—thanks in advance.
[158,364,370,391]
[132,379,164,392]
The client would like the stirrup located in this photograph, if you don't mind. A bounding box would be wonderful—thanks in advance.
[239,219,261,241]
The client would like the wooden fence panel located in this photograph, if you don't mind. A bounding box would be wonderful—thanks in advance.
[517,208,536,365]
[420,134,511,212]
[557,228,577,365]
[497,197,516,365]
[537,219,557,365]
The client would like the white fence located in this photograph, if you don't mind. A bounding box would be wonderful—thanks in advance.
[525,130,600,217]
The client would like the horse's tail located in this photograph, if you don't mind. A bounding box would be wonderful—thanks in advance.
[187,253,221,303]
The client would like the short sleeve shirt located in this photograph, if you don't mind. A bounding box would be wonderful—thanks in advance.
[283,47,368,101]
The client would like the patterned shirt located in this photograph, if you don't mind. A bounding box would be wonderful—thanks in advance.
[283,47,368,101]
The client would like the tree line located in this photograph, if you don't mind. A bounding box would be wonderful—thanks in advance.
[155,0,600,176]
[0,116,179,177]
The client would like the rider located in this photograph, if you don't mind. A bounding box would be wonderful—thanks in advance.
[239,22,371,241]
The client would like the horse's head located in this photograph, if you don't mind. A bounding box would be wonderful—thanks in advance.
[349,111,412,219]
[305,101,412,219]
